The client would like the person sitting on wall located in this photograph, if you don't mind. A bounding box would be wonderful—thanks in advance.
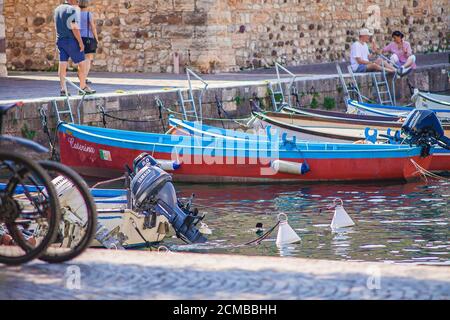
[381,30,417,77]
[350,28,396,74]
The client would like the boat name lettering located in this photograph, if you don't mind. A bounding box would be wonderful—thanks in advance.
[68,137,95,154]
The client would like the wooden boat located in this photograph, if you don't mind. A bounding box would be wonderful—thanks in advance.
[169,118,449,173]
[281,106,401,124]
[280,106,450,131]
[58,122,432,183]
[250,111,393,143]
[346,99,450,121]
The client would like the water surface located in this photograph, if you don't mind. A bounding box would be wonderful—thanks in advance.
[163,179,449,265]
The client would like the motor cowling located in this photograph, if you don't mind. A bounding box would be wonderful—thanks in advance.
[130,153,207,244]
[402,109,450,152]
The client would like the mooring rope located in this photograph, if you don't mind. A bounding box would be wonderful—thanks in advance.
[186,202,281,247]
[410,159,449,181]
[91,176,126,189]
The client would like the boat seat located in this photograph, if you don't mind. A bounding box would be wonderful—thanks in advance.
[0,103,20,116]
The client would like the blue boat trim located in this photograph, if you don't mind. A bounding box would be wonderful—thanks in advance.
[349,99,450,115]
[60,123,426,160]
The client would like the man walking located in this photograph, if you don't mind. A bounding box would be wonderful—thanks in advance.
[55,0,95,96]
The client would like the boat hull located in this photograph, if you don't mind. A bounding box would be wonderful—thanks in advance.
[347,99,450,120]
[58,124,432,183]
[415,91,450,110]
[250,113,449,172]
[94,209,168,249]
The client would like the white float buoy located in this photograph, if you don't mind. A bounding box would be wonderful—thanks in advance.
[330,198,355,230]
[276,213,301,247]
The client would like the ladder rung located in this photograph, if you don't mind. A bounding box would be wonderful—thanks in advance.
[58,110,73,114]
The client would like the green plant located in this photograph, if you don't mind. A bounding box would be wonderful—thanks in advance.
[310,97,319,109]
[273,93,283,103]
[323,96,336,110]
[45,64,59,72]
[234,95,245,107]
[21,123,36,140]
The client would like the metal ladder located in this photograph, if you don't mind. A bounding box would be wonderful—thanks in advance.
[177,68,208,122]
[268,63,297,111]
[336,63,369,103]
[371,60,394,105]
[53,77,86,124]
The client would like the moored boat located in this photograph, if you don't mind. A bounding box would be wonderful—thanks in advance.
[413,90,450,111]
[346,99,450,121]
[168,117,450,173]
[281,106,450,131]
[281,106,401,124]
[58,122,432,183]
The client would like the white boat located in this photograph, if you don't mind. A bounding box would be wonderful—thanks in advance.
[413,89,450,117]
[346,99,450,121]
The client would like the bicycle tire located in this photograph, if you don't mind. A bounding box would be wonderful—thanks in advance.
[38,161,97,263]
[0,151,60,265]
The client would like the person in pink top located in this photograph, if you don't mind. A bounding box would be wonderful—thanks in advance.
[382,31,416,77]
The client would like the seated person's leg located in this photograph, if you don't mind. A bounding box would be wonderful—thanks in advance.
[366,63,382,72]
[355,64,368,73]
[390,53,400,67]
[403,55,416,69]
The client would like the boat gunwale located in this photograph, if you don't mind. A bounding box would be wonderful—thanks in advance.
[60,123,426,159]
[281,106,401,124]
[418,91,450,107]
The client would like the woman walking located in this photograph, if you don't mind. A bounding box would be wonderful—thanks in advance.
[79,0,99,84]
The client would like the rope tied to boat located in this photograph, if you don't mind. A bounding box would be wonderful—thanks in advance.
[91,176,125,189]
[410,159,449,182]
[183,202,281,247]
[129,217,158,249]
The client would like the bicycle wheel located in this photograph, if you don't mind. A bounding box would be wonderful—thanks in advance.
[0,151,60,265]
[37,161,97,263]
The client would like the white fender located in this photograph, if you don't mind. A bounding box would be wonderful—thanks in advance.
[157,160,181,171]
[270,160,310,175]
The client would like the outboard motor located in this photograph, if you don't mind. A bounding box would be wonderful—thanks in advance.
[129,153,207,244]
[402,110,450,156]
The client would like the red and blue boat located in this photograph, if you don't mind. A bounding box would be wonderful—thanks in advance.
[58,123,432,183]
[169,118,450,173]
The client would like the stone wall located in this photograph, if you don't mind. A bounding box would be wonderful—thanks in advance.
[2,0,449,73]
[0,0,6,76]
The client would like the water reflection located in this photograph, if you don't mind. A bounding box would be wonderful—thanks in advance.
[165,179,449,265]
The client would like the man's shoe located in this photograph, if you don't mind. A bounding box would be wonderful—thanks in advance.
[86,79,92,84]
[79,87,96,95]
[60,90,71,97]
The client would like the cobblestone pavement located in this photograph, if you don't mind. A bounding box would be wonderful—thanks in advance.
[0,52,447,102]
[0,249,449,300]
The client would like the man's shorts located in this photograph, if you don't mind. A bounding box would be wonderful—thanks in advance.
[354,64,367,73]
[57,38,85,64]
